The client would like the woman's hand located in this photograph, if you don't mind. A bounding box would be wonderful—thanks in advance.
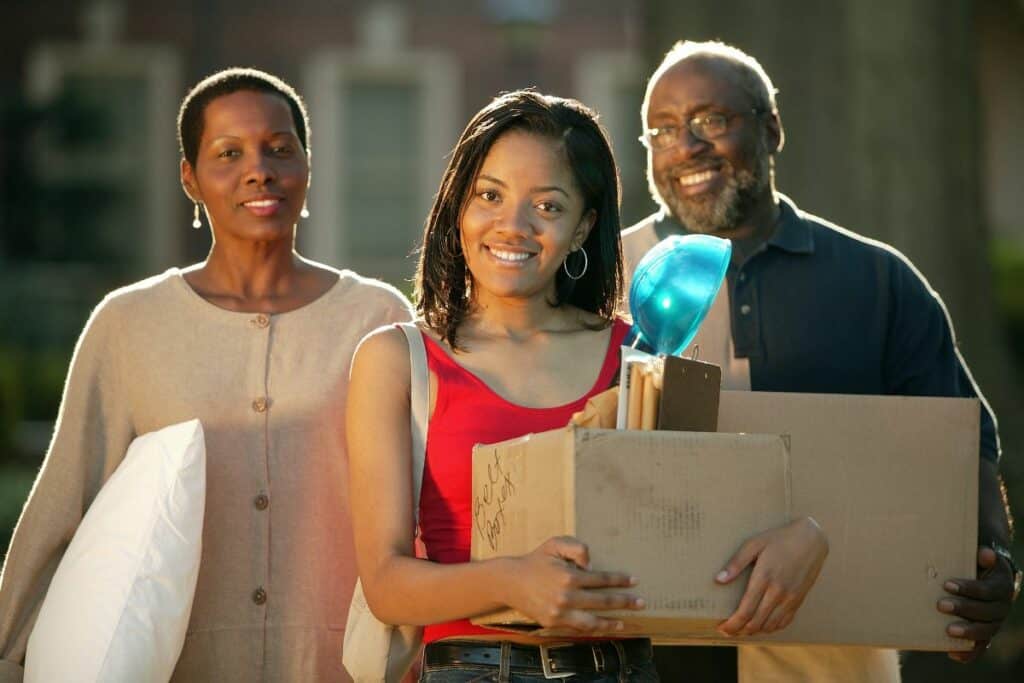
[505,536,645,633]
[715,516,828,636]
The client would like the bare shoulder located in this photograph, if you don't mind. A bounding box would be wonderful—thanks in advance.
[352,323,414,385]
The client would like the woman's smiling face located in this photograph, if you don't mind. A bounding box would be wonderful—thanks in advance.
[182,89,309,243]
[460,130,595,305]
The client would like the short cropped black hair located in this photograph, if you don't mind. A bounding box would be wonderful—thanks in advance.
[177,67,310,167]
[416,89,623,349]
[643,40,779,123]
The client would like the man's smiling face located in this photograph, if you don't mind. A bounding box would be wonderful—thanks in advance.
[645,58,776,236]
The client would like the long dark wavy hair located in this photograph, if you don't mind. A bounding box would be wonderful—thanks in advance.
[415,89,623,349]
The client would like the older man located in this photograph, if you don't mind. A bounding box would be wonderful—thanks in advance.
[622,40,1018,682]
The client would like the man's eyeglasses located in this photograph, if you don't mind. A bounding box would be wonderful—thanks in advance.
[639,108,766,151]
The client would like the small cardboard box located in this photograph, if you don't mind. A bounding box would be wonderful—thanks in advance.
[470,428,792,637]
[473,391,979,651]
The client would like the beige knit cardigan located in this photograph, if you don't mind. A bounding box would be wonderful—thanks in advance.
[0,267,412,682]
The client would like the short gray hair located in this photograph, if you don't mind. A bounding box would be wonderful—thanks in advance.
[641,40,779,124]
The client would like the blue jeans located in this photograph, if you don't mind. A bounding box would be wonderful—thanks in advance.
[419,640,661,683]
[419,661,660,683]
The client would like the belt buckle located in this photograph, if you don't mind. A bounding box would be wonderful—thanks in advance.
[592,643,606,672]
[539,642,575,679]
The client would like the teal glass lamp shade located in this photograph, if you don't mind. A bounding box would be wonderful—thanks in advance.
[629,234,732,356]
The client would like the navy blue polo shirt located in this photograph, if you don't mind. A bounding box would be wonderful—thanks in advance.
[652,194,1000,463]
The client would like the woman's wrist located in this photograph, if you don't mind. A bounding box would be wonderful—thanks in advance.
[487,556,522,611]
[796,515,828,551]
[794,515,821,532]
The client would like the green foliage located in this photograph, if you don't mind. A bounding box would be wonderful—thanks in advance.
[991,240,1024,358]
[0,347,68,466]
[21,350,69,422]
[0,464,36,560]
[0,348,28,455]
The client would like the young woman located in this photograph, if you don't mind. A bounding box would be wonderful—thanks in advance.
[346,90,828,682]
[0,68,411,682]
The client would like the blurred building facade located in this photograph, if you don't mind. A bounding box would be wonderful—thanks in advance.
[0,0,657,458]
[3,0,1022,318]
[1,0,1023,438]
[1,0,650,295]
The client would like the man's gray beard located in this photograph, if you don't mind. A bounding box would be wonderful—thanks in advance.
[650,156,769,235]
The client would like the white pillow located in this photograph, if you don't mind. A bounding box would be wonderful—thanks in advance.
[26,419,206,683]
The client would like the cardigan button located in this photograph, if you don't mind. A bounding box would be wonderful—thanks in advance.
[254,493,269,510]
[251,314,270,328]
[253,587,267,605]
[252,397,268,413]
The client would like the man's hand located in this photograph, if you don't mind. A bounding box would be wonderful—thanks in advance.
[939,545,1016,662]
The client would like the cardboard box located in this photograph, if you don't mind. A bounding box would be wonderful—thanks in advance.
[473,391,979,651]
[704,390,979,651]
[471,427,792,637]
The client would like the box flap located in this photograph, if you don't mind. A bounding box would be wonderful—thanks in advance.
[471,427,576,561]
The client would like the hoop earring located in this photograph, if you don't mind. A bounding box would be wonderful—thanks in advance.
[192,202,203,229]
[563,248,588,281]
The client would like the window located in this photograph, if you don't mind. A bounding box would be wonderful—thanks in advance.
[575,51,650,229]
[24,44,183,272]
[303,49,459,287]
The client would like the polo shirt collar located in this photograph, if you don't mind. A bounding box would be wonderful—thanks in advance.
[769,193,815,254]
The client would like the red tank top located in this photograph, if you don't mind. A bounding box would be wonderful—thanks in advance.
[418,319,630,644]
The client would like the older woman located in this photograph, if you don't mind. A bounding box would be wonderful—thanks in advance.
[0,68,411,681]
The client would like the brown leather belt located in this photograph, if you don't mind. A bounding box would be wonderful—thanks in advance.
[423,639,652,679]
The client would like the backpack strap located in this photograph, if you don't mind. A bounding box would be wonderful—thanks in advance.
[397,323,428,524]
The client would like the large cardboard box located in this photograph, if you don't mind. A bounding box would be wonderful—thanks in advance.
[473,391,979,651]
[471,428,792,636]
[709,390,979,651]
